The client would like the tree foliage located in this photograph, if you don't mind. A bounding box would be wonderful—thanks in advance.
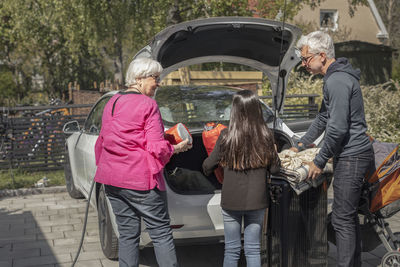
[374,0,400,82]
[0,0,389,105]
[0,67,18,106]
[0,0,103,100]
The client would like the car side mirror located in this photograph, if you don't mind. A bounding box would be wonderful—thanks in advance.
[63,121,80,134]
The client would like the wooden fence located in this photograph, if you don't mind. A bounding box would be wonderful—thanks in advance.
[0,104,91,172]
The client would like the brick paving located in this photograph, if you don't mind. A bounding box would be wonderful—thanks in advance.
[326,188,400,267]
[0,189,399,267]
[0,192,118,267]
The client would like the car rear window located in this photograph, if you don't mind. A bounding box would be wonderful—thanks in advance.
[156,85,235,128]
[156,85,274,128]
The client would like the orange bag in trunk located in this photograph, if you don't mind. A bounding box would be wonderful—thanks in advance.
[202,122,227,184]
[165,123,192,145]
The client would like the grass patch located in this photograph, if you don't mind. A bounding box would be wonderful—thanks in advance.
[0,169,65,190]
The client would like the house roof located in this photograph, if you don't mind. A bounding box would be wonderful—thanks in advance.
[335,40,393,52]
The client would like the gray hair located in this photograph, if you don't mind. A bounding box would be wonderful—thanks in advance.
[296,31,335,59]
[125,57,163,87]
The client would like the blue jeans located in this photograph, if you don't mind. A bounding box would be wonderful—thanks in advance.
[331,149,373,267]
[105,185,178,267]
[222,208,266,267]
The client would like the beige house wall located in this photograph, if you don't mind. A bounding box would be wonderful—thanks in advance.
[292,0,382,44]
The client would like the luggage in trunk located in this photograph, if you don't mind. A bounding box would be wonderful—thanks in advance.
[165,133,222,194]
[164,131,293,195]
[262,177,328,267]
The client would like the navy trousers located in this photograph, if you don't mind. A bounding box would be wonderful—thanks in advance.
[331,148,373,267]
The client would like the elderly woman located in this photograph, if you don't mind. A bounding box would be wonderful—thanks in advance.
[94,57,191,267]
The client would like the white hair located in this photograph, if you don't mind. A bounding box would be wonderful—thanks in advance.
[296,31,335,59]
[125,57,163,87]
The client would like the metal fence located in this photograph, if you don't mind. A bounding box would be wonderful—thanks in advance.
[0,104,91,172]
[0,94,319,173]
[259,94,319,120]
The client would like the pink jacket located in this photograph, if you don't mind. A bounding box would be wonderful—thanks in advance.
[94,92,174,191]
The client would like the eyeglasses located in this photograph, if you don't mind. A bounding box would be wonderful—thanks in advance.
[300,53,318,64]
[149,74,160,83]
[295,48,319,64]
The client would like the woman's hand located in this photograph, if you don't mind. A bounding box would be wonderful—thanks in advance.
[173,139,192,154]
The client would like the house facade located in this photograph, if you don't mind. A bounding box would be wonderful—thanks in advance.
[292,0,388,45]
[292,0,392,84]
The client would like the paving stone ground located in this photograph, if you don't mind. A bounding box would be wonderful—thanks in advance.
[326,187,400,267]
[0,188,399,267]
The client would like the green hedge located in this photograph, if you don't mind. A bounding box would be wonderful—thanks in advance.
[362,82,400,143]
[0,170,65,190]
[274,72,400,144]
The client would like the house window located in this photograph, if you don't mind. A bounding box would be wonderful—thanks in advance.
[320,9,338,31]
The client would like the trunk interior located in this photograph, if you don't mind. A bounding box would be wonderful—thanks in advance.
[164,130,293,195]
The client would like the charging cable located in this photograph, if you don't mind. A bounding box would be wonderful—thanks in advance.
[71,177,96,267]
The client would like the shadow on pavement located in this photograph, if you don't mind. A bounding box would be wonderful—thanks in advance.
[0,207,60,267]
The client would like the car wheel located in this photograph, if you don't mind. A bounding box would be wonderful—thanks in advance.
[64,148,84,199]
[98,185,119,260]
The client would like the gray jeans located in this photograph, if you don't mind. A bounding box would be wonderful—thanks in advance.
[331,148,373,267]
[105,185,178,267]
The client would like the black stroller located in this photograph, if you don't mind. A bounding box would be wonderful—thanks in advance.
[328,140,400,266]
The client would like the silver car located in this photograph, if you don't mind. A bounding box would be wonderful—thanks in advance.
[63,17,318,259]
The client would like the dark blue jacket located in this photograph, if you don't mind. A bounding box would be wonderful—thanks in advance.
[299,58,372,169]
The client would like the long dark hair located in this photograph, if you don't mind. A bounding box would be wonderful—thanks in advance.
[220,90,276,171]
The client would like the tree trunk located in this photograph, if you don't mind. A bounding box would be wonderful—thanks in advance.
[113,32,124,86]
[166,0,183,26]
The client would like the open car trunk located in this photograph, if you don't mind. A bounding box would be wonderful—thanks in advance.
[164,130,294,195]
[135,17,302,113]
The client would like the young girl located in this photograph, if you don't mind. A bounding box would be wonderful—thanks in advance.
[202,90,280,267]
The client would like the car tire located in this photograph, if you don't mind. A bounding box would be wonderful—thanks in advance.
[98,185,119,260]
[64,148,84,199]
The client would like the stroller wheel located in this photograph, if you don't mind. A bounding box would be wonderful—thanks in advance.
[381,251,400,267]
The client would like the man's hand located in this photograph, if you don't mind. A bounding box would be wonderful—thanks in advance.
[305,161,322,180]
[289,147,299,152]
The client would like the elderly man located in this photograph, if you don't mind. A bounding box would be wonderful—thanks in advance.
[290,31,373,267]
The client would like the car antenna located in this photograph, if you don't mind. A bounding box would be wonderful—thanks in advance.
[273,0,288,133]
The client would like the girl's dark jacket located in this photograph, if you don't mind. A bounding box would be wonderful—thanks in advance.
[202,129,280,211]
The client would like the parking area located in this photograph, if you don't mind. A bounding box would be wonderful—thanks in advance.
[0,187,399,267]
